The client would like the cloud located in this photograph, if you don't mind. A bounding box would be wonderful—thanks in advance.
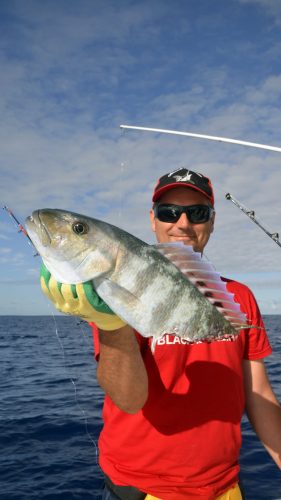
[1,69,281,275]
[239,0,281,25]
[269,300,281,312]
[0,247,25,265]
[0,279,37,285]
[1,0,281,313]
[0,247,10,254]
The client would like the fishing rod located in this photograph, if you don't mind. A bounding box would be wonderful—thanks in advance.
[120,124,281,153]
[225,194,281,248]
[3,205,38,256]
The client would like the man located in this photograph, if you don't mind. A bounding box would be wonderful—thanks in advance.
[41,168,281,500]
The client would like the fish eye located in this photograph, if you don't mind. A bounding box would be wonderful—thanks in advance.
[72,221,88,235]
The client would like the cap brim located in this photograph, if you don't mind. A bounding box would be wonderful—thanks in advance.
[152,183,214,204]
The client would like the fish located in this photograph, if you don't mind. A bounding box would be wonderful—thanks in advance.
[25,208,248,348]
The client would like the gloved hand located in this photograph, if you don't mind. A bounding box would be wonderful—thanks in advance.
[40,263,126,330]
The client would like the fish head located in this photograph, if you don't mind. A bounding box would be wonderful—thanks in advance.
[25,208,118,283]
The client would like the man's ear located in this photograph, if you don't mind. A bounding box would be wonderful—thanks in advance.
[210,210,216,233]
[149,208,156,233]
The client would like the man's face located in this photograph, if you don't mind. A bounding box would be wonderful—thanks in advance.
[150,186,215,253]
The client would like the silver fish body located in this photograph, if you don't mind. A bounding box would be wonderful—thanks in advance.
[25,209,247,345]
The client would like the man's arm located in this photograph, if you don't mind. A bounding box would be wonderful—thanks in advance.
[39,266,148,414]
[96,324,148,415]
[243,358,281,468]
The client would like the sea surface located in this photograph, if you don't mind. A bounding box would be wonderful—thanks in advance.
[1,315,281,500]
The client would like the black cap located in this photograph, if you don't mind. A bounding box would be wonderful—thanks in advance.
[152,168,214,205]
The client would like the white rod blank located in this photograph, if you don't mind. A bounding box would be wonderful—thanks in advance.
[120,124,281,153]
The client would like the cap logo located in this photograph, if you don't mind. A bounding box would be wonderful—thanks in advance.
[167,168,194,183]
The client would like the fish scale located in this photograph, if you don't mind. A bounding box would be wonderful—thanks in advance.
[25,208,249,347]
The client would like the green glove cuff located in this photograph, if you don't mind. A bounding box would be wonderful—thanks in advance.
[40,263,115,315]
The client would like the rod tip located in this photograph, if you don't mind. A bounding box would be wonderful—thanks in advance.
[225,193,231,200]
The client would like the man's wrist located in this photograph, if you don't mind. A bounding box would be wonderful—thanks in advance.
[99,325,138,350]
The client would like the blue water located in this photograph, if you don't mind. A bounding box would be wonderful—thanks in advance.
[1,315,280,499]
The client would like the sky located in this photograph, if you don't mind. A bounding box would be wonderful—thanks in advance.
[1,0,281,315]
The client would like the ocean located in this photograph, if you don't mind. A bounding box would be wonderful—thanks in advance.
[1,315,280,499]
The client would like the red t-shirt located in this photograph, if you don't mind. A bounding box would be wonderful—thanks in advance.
[91,279,272,499]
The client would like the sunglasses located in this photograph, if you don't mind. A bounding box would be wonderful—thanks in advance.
[154,203,215,224]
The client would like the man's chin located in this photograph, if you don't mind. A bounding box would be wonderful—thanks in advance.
[169,237,197,249]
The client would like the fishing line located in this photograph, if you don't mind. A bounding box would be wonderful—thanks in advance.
[118,162,126,223]
[51,313,100,465]
[2,206,38,256]
[4,205,100,465]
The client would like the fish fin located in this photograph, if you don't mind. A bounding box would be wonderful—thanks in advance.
[154,242,247,328]
[94,278,142,320]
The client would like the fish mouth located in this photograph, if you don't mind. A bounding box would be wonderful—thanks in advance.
[26,210,52,247]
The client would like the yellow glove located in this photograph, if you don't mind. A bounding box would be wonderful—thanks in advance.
[40,264,126,330]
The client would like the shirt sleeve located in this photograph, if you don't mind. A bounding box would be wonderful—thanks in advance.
[226,280,272,360]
